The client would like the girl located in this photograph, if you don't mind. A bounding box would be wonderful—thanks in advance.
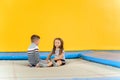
[39,38,65,67]
[46,38,65,67]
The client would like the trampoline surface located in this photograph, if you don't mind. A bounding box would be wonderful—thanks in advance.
[0,59,120,80]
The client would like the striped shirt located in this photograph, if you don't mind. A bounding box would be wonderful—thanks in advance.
[27,43,40,65]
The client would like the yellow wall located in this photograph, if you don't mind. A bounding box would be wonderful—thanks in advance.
[0,0,120,52]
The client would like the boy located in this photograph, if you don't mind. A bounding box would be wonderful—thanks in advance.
[27,34,40,67]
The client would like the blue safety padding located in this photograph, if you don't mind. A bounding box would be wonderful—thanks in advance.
[82,53,120,68]
[69,77,120,80]
[0,51,83,60]
[22,77,120,80]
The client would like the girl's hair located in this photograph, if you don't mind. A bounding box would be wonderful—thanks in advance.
[51,38,64,55]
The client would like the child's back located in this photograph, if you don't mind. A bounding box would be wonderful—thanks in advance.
[27,35,40,67]
[28,43,40,66]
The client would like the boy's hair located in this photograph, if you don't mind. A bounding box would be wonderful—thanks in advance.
[31,34,40,42]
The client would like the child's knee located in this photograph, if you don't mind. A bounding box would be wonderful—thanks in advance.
[57,61,62,65]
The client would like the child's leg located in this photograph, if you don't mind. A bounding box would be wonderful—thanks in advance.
[28,63,36,67]
[51,59,62,67]
[28,64,32,67]
[56,60,62,66]
[47,61,53,67]
[36,61,53,67]
[55,59,66,66]
[47,59,66,67]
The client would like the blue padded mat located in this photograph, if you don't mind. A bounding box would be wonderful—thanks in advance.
[81,51,120,68]
[39,77,120,80]
[0,51,85,60]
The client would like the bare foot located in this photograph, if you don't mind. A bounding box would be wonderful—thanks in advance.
[35,63,40,68]
[28,64,32,67]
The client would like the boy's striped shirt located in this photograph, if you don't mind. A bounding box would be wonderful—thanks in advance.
[27,43,40,65]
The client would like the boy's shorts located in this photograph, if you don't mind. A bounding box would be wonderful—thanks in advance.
[28,52,40,66]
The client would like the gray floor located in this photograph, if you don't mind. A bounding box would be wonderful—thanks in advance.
[0,59,120,80]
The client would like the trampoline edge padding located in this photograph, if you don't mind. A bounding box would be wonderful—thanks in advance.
[0,51,84,60]
[81,53,120,68]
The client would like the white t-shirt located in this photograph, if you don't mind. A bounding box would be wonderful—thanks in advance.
[54,48,65,60]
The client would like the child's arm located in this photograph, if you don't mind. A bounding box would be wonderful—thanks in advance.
[46,52,52,62]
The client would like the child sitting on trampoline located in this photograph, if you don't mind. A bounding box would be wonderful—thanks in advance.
[27,34,40,67]
[39,38,66,67]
